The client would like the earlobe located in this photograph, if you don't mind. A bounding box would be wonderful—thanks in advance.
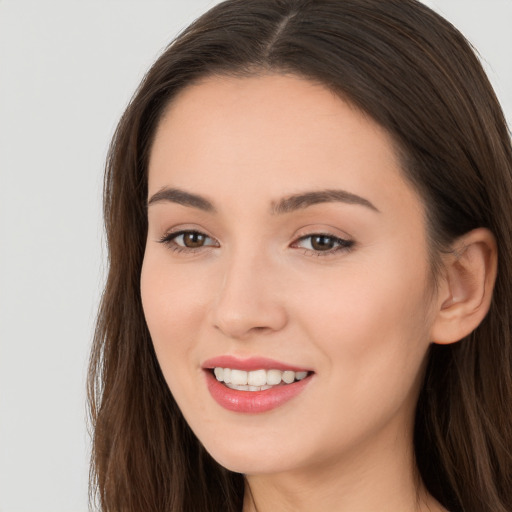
[430,228,497,345]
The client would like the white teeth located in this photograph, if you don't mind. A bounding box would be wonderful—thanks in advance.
[225,383,249,390]
[213,367,309,389]
[226,383,280,392]
[230,369,248,386]
[282,370,295,384]
[266,369,282,385]
[247,369,267,387]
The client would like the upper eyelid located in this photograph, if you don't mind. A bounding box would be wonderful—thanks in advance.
[160,226,216,239]
[292,233,354,247]
[160,229,218,244]
[295,232,349,241]
[159,229,350,241]
[292,226,354,244]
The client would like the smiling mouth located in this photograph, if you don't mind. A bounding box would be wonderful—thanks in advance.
[211,367,311,391]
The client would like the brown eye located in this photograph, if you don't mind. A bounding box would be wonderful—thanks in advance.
[310,235,336,251]
[293,233,354,255]
[182,232,208,248]
[159,230,218,251]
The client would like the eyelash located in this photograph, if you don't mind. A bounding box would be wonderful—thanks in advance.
[292,233,354,256]
[158,230,354,257]
[158,230,218,254]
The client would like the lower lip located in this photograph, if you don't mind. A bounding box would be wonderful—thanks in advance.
[205,370,312,413]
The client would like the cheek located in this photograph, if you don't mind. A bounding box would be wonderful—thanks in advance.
[140,252,208,378]
[294,247,432,342]
[294,253,434,412]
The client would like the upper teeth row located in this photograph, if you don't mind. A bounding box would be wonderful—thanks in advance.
[214,368,308,386]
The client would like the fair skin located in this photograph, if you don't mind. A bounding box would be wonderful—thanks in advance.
[141,74,496,511]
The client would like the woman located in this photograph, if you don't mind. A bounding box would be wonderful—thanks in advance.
[88,0,512,510]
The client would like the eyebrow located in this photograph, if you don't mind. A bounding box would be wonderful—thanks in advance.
[147,187,216,212]
[271,189,379,214]
[147,187,379,214]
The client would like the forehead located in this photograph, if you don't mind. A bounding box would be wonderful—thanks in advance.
[148,73,422,220]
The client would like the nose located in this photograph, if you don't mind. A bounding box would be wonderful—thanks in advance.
[211,248,288,340]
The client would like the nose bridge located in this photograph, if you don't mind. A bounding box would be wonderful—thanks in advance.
[211,241,287,339]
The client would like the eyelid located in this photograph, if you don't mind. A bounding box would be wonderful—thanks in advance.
[292,233,354,253]
[292,223,353,239]
[158,228,220,252]
[290,225,355,256]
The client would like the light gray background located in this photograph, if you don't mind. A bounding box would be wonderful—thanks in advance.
[0,1,510,511]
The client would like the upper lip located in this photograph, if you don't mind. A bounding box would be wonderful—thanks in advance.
[202,355,312,373]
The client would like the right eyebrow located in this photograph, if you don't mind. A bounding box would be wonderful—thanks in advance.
[147,187,216,213]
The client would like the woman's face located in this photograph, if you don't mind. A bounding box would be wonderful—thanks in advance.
[141,74,438,475]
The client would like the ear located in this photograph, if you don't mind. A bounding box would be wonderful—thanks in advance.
[430,228,497,345]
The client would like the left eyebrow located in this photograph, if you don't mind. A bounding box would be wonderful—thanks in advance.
[271,189,379,214]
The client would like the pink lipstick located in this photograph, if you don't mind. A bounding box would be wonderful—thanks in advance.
[202,356,313,413]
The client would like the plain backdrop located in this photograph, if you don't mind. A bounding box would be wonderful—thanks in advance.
[0,1,510,511]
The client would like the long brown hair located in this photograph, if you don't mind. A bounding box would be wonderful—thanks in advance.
[88,1,512,510]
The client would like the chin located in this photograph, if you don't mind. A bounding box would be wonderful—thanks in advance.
[196,424,319,476]
[207,446,296,475]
